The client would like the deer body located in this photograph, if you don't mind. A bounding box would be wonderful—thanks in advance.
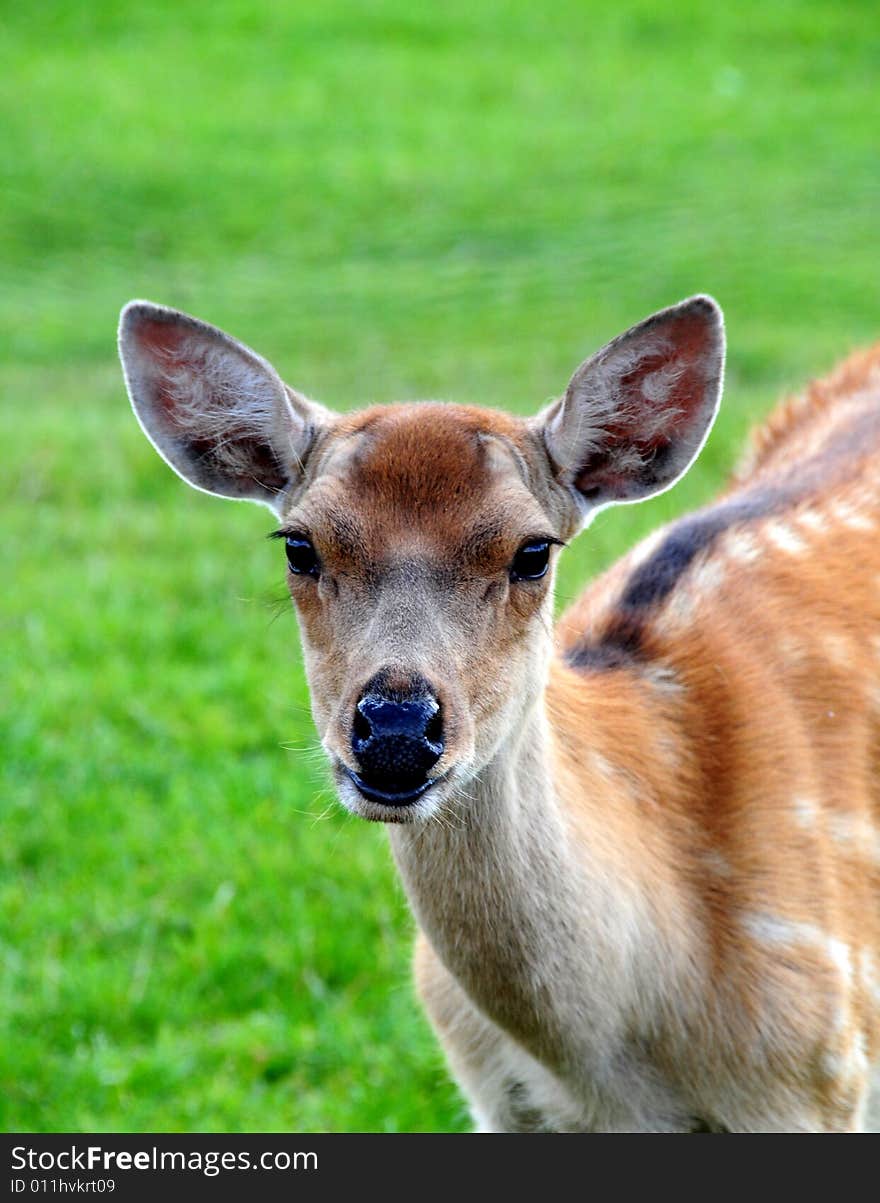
[119,296,880,1131]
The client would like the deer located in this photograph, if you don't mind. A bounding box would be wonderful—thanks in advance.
[118,294,880,1132]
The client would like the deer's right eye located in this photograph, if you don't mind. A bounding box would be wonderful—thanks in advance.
[285,535,320,578]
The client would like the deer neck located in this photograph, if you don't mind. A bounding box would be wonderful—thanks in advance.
[387,661,698,1069]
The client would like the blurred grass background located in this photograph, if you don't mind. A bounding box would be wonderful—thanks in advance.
[1,0,878,1131]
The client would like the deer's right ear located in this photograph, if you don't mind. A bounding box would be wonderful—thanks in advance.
[118,301,329,513]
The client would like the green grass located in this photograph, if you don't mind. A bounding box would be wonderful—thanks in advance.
[2,0,878,1131]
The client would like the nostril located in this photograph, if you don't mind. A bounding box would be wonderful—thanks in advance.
[424,706,443,749]
[352,704,372,744]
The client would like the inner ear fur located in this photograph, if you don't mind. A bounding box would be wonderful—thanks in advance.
[539,295,725,517]
[118,300,328,512]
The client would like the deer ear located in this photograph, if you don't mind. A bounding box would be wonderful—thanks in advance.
[118,301,329,513]
[538,295,725,521]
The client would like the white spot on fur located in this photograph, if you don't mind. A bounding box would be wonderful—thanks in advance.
[690,557,726,594]
[742,913,853,994]
[796,508,827,535]
[742,912,808,947]
[821,1049,846,1083]
[792,795,820,829]
[827,939,854,991]
[820,632,854,669]
[724,529,762,565]
[859,950,880,1008]
[627,528,666,572]
[702,850,733,878]
[826,814,880,865]
[590,751,617,782]
[764,520,808,557]
[831,500,874,533]
[853,1031,869,1075]
[822,1031,869,1086]
[642,664,684,695]
[654,590,696,638]
[653,555,724,638]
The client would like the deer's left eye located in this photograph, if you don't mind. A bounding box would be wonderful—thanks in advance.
[285,535,320,577]
[510,540,551,581]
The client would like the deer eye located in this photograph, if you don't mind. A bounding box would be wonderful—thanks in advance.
[510,540,551,582]
[285,534,320,578]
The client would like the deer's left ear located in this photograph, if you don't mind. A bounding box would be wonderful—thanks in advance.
[537,295,725,520]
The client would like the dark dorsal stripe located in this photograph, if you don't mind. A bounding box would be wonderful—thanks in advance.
[619,487,783,610]
[565,486,785,671]
[565,639,640,671]
[565,398,880,674]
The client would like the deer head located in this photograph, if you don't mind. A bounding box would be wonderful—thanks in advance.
[119,297,724,822]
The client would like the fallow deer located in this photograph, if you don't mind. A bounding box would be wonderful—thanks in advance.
[118,295,880,1132]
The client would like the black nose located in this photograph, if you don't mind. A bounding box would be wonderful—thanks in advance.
[350,675,444,803]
